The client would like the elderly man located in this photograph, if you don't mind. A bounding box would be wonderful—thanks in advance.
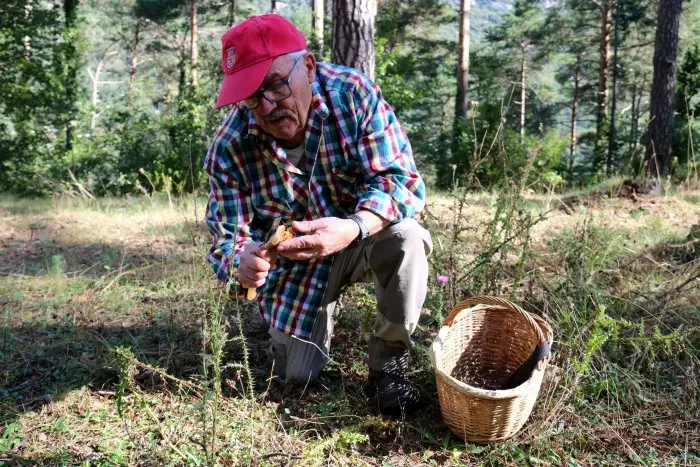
[204,14,432,417]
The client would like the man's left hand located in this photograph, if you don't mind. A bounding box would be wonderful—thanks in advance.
[276,217,360,260]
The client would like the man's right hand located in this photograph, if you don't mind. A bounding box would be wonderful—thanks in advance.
[237,242,278,289]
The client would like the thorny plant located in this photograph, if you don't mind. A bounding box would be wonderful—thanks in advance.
[424,132,547,313]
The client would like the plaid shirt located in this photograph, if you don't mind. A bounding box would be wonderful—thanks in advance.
[204,62,425,339]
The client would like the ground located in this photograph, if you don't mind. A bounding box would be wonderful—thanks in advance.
[1,187,698,465]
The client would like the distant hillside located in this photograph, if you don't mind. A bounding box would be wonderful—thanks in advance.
[442,0,514,42]
[274,0,515,44]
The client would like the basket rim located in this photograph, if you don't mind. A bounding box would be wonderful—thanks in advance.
[430,298,553,397]
[433,365,543,399]
[430,323,547,398]
[443,296,549,343]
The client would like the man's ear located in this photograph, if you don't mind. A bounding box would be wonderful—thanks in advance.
[304,53,317,84]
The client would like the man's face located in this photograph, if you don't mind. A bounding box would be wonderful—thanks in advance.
[250,53,316,147]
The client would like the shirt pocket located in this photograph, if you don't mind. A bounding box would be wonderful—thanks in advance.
[326,159,361,206]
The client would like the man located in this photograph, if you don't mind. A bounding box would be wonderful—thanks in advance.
[204,14,432,417]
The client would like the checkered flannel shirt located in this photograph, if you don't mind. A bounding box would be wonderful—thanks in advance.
[204,62,425,339]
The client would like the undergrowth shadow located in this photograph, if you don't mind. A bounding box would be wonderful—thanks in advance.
[0,239,192,280]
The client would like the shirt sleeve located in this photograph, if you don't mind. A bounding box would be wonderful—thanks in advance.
[352,81,426,223]
[204,142,260,282]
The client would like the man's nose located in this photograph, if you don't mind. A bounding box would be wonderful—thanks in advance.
[258,96,277,116]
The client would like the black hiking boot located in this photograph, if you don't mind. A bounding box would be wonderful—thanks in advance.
[364,351,423,418]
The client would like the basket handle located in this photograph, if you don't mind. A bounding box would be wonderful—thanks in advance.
[443,295,547,345]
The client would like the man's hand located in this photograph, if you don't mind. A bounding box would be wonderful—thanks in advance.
[276,217,360,260]
[237,242,278,289]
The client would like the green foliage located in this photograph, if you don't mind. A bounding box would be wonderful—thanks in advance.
[0,2,70,193]
[302,425,369,463]
[546,217,693,407]
[0,422,23,455]
[375,0,456,169]
[1,0,699,193]
[676,44,700,179]
[115,346,136,417]
[135,0,188,23]
[573,306,619,376]
[424,182,544,313]
[438,118,568,190]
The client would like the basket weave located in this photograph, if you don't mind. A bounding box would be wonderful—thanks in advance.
[429,296,553,442]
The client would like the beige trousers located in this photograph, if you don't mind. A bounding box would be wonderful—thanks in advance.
[267,218,433,382]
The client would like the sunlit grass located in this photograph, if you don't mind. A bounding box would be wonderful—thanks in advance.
[1,183,698,464]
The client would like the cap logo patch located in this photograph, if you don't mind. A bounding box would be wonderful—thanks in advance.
[226,47,235,69]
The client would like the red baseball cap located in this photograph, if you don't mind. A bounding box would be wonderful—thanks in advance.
[215,15,307,109]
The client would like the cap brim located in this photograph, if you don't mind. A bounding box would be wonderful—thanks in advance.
[215,58,273,109]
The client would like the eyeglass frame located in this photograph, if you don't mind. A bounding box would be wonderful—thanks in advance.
[236,56,303,111]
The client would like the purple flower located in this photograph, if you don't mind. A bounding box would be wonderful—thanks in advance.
[437,275,449,284]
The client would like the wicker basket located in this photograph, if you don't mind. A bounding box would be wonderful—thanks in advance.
[429,296,553,442]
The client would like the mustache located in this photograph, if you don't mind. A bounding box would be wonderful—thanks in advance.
[264,109,294,122]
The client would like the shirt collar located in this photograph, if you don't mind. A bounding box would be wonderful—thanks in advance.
[246,111,261,138]
[309,80,329,121]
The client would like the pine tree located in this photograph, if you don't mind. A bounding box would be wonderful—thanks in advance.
[332,0,376,79]
[646,0,684,178]
[455,0,471,120]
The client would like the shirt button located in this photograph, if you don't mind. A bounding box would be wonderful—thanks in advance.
[317,283,323,289]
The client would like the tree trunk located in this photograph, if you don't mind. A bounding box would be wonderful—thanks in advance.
[332,0,376,80]
[595,1,612,166]
[646,0,684,178]
[190,0,198,88]
[23,2,31,55]
[313,0,324,58]
[519,51,526,143]
[63,0,79,152]
[178,36,188,99]
[607,6,619,175]
[628,79,639,163]
[227,0,236,26]
[455,0,470,120]
[88,51,117,131]
[167,79,175,104]
[570,60,580,175]
[127,20,141,105]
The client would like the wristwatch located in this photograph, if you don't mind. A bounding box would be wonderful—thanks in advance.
[347,213,369,247]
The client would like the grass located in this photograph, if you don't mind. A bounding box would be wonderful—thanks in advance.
[1,186,699,465]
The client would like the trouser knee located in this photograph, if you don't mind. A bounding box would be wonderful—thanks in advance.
[372,219,433,261]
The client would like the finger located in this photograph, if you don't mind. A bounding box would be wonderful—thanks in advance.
[277,234,322,252]
[265,249,278,265]
[254,248,277,263]
[249,278,266,288]
[253,256,272,272]
[238,274,267,288]
[241,270,268,281]
[278,248,320,261]
[244,255,272,273]
[248,272,267,282]
[242,241,263,253]
[291,219,326,234]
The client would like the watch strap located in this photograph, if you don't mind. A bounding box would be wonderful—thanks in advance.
[347,213,369,246]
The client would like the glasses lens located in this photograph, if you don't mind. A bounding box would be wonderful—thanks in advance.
[236,57,299,110]
[262,83,291,103]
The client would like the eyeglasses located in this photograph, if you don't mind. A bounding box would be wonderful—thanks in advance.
[237,57,302,111]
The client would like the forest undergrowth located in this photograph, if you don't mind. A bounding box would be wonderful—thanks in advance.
[0,182,698,465]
